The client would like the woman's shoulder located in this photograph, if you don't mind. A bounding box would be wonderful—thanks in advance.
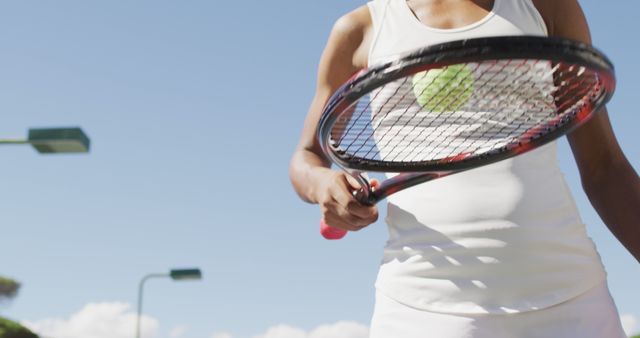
[328,5,374,69]
[530,0,588,37]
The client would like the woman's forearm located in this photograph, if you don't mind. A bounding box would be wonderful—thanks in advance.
[289,149,332,204]
[583,159,640,262]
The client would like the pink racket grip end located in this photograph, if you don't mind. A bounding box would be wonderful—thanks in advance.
[320,219,347,240]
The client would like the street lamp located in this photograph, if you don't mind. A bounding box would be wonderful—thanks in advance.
[136,268,203,338]
[0,127,90,154]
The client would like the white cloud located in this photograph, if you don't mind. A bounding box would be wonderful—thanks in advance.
[22,302,158,338]
[169,325,189,338]
[211,321,368,338]
[252,324,307,338]
[307,321,369,338]
[210,333,234,338]
[21,301,369,338]
[621,314,638,337]
[22,308,635,338]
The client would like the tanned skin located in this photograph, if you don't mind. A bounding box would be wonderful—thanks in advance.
[289,0,640,262]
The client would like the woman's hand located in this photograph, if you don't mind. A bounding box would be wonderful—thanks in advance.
[316,171,379,232]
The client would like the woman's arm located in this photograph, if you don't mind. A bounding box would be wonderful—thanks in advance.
[539,0,640,262]
[288,7,379,232]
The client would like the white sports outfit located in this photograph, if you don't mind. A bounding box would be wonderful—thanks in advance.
[370,283,625,338]
[366,0,626,336]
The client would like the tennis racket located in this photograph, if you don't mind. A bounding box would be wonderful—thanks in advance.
[317,36,615,240]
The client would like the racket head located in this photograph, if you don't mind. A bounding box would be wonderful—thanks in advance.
[317,36,615,177]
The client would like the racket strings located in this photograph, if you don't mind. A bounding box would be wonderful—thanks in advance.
[553,67,599,112]
[335,75,406,150]
[330,59,604,165]
[442,61,561,155]
[340,64,480,159]
[337,60,532,154]
[379,60,551,161]
[374,62,484,161]
[405,60,530,162]
[339,77,412,156]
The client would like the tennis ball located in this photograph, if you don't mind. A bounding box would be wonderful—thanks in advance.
[412,64,474,112]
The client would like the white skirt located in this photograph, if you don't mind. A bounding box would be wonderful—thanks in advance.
[370,281,626,338]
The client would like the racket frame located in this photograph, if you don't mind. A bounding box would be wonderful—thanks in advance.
[317,36,615,205]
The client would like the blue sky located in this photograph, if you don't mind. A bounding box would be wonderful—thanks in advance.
[0,1,638,338]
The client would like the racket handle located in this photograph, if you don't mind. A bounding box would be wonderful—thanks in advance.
[319,185,373,240]
[320,219,348,240]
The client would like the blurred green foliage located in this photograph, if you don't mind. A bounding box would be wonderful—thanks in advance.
[0,317,38,338]
[0,278,20,301]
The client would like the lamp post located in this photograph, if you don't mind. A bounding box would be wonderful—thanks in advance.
[0,127,90,154]
[135,268,202,338]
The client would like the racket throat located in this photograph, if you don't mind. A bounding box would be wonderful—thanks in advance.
[349,171,374,204]
[367,171,453,204]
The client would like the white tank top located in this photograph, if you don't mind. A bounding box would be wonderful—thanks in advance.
[368,0,606,314]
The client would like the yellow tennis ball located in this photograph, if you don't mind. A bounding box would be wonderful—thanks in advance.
[412,64,474,111]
